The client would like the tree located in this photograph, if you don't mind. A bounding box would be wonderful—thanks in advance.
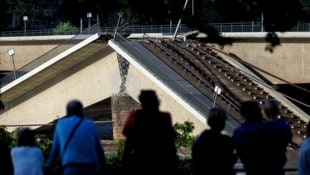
[11,0,49,29]
[0,0,9,31]
[52,22,78,35]
[182,0,310,52]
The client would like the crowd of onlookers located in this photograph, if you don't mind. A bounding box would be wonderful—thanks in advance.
[0,89,309,175]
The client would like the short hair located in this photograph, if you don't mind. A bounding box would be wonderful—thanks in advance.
[207,107,227,131]
[17,128,36,146]
[264,99,280,117]
[66,99,84,117]
[138,90,159,109]
[241,101,262,123]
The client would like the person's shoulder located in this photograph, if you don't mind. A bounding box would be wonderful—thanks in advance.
[160,111,171,117]
[300,138,310,150]
[196,130,209,139]
[27,146,43,154]
[11,146,33,153]
[83,118,96,125]
[10,146,19,153]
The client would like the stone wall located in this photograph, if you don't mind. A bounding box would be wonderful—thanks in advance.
[111,95,140,140]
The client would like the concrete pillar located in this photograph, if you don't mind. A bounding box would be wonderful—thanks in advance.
[111,95,139,141]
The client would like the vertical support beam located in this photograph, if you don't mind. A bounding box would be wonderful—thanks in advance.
[111,95,139,141]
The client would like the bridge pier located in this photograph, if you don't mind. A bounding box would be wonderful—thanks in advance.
[111,95,139,140]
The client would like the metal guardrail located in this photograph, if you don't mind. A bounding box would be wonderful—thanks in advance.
[0,24,190,37]
[1,22,310,37]
[210,22,310,33]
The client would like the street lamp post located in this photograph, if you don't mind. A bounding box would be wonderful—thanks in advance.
[213,85,222,107]
[87,12,92,32]
[8,48,17,80]
[23,16,28,36]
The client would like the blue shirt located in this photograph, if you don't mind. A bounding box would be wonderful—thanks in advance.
[46,115,106,170]
[298,138,310,175]
[11,146,44,175]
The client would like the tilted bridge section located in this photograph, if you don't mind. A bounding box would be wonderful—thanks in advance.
[112,35,309,146]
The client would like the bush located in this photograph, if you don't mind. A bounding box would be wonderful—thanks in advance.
[53,22,78,35]
[174,121,196,150]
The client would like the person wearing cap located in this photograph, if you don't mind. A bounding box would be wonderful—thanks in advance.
[122,90,178,175]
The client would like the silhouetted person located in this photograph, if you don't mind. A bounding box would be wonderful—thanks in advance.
[122,90,178,175]
[11,128,44,175]
[45,99,106,175]
[232,101,264,175]
[261,99,292,175]
[298,121,310,175]
[0,127,14,175]
[192,107,237,175]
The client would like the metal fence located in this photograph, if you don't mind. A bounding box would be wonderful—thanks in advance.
[1,22,310,37]
[209,22,310,33]
[0,24,190,37]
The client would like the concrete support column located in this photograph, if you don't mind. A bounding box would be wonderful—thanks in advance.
[111,95,139,141]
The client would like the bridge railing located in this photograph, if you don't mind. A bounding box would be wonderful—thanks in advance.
[1,22,310,37]
[0,24,190,37]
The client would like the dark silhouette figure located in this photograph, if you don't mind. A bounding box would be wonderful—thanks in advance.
[298,121,310,175]
[45,99,106,175]
[232,101,264,175]
[122,90,178,175]
[261,99,292,175]
[0,128,14,175]
[11,128,44,175]
[192,107,237,175]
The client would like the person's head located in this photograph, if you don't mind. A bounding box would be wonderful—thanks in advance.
[264,99,280,119]
[207,107,227,132]
[17,128,36,147]
[66,99,84,117]
[241,100,263,124]
[138,90,159,111]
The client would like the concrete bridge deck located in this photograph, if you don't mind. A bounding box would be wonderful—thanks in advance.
[0,32,309,145]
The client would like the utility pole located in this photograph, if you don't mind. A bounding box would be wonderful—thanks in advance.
[173,0,189,41]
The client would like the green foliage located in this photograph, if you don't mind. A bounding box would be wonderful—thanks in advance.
[9,128,20,148]
[105,139,126,174]
[37,137,53,161]
[0,127,14,147]
[11,0,49,29]
[173,121,196,174]
[174,121,196,150]
[53,22,79,35]
[106,139,125,167]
